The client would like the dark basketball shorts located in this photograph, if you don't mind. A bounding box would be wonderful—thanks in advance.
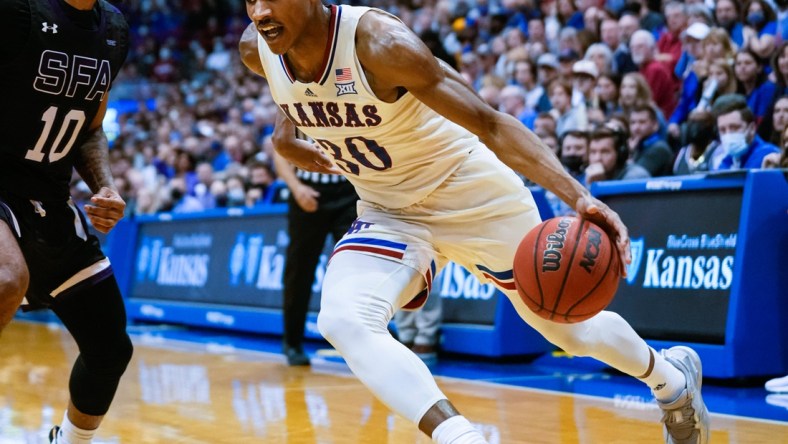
[0,193,112,309]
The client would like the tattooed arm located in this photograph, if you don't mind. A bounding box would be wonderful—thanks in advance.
[73,95,126,234]
[74,126,115,193]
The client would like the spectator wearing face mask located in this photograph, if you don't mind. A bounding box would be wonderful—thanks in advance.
[741,0,777,60]
[673,111,721,174]
[546,130,589,216]
[168,177,204,214]
[559,130,589,181]
[247,159,287,205]
[225,175,248,207]
[712,94,780,170]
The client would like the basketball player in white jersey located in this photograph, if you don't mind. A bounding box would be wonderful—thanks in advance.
[239,1,709,443]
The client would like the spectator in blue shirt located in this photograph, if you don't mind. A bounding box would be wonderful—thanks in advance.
[668,22,710,138]
[716,0,746,48]
[742,0,777,59]
[630,104,675,176]
[712,94,781,170]
[771,42,788,96]
[734,49,777,125]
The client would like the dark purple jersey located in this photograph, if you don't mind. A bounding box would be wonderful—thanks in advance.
[0,0,128,200]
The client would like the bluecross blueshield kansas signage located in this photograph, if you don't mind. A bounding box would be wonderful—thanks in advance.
[132,214,328,311]
[131,213,501,325]
[604,188,743,344]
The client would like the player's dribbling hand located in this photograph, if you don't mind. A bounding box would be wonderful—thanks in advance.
[575,195,631,277]
[84,187,126,234]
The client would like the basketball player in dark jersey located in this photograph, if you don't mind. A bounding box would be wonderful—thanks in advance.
[0,0,132,443]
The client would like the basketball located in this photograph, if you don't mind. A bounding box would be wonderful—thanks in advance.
[513,216,621,323]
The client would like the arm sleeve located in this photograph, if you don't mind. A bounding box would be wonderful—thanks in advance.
[0,0,31,61]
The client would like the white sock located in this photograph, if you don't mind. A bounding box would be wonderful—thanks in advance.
[639,348,686,403]
[431,415,488,444]
[57,412,96,444]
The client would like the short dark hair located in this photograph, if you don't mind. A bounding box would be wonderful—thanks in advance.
[246,159,275,175]
[630,104,658,122]
[559,130,589,155]
[712,93,754,124]
[589,127,629,167]
[590,127,618,144]
[561,130,589,143]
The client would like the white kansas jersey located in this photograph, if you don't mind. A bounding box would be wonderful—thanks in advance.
[258,5,481,209]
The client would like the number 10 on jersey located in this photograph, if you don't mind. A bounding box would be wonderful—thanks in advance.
[25,105,86,163]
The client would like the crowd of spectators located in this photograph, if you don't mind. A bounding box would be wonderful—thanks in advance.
[83,0,788,218]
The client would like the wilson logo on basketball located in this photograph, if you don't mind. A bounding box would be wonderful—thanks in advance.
[580,227,602,273]
[514,216,620,324]
[542,217,573,272]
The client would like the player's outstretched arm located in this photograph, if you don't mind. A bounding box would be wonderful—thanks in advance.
[356,13,572,195]
[73,95,125,234]
[355,11,630,270]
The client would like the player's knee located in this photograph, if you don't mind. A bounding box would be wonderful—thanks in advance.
[318,302,390,347]
[0,265,29,304]
[108,333,134,374]
[556,334,595,357]
[114,333,134,370]
[317,308,350,345]
[83,332,134,376]
[539,322,596,357]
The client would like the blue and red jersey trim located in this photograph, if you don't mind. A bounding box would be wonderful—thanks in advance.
[404,260,437,310]
[331,237,407,261]
[476,264,516,290]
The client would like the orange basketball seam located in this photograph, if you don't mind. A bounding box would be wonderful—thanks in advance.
[532,220,552,311]
[564,227,619,321]
[514,270,544,314]
[551,218,586,321]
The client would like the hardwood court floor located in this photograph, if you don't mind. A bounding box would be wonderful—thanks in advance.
[0,321,786,443]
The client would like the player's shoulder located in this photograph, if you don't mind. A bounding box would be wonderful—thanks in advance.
[356,8,410,40]
[355,8,435,84]
[98,0,129,31]
[239,23,265,78]
[97,0,125,19]
[239,22,259,52]
[355,9,423,62]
